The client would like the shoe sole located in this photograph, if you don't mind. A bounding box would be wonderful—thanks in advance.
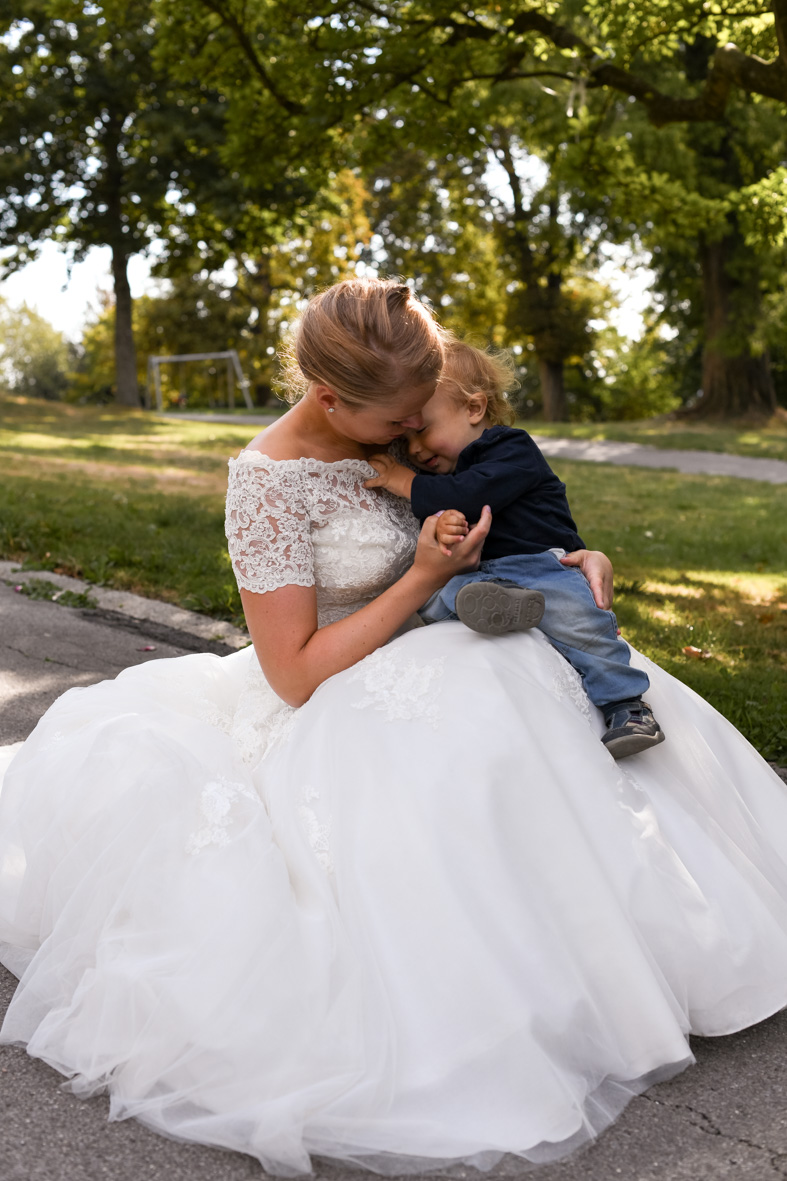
[456,583,545,635]
[602,729,665,760]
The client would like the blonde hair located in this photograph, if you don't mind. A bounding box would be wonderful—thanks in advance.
[279,278,445,406]
[439,337,517,427]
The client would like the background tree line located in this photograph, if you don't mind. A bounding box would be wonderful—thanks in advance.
[1,0,786,422]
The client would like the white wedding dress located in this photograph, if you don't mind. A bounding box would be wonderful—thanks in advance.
[2,450,787,1176]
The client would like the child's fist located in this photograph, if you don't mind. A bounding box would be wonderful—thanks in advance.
[435,509,469,555]
[364,454,415,499]
[364,453,397,484]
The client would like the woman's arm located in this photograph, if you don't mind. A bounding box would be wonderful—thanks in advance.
[559,550,614,610]
[243,509,492,708]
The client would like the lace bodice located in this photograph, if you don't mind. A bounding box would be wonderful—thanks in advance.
[225,451,420,626]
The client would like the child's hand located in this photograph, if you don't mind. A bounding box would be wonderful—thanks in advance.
[435,509,469,557]
[364,454,415,499]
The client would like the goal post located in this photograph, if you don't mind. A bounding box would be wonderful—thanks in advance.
[145,350,254,412]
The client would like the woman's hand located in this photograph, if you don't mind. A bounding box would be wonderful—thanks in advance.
[242,507,492,709]
[559,549,614,610]
[414,507,492,584]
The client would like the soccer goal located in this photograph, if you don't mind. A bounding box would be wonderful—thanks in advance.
[145,350,254,412]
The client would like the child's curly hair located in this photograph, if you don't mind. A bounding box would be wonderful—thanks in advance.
[439,336,517,426]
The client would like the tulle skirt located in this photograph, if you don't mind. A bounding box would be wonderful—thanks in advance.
[1,624,787,1174]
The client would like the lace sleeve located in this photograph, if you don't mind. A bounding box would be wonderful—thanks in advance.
[225,454,315,594]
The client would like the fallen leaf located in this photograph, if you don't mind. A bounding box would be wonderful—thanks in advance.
[733,620,744,626]
[758,613,775,624]
[682,645,713,659]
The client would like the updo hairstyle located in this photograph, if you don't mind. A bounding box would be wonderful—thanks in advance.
[439,337,517,427]
[280,278,445,407]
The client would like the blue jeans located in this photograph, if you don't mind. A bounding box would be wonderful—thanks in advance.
[419,551,650,710]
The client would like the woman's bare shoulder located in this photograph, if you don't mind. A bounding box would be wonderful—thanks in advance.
[242,413,308,461]
[240,406,367,466]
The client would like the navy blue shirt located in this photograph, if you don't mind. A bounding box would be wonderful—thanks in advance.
[409,426,584,561]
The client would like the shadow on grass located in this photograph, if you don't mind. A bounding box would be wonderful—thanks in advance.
[613,573,787,762]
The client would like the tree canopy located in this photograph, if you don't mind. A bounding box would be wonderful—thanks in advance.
[2,0,786,420]
[0,297,74,399]
[158,1,787,134]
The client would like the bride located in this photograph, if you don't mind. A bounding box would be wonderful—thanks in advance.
[2,277,787,1177]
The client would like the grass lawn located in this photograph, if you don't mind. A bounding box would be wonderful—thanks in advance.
[560,462,786,763]
[526,417,787,463]
[2,395,785,761]
[0,395,256,473]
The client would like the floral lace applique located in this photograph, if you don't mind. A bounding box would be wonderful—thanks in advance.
[231,659,297,766]
[38,728,66,753]
[225,454,315,595]
[197,702,234,736]
[166,666,235,735]
[635,649,658,674]
[225,452,418,627]
[350,647,445,729]
[548,649,593,726]
[298,784,333,874]
[186,775,259,855]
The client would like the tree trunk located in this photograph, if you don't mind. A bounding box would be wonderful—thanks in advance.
[539,358,567,422]
[111,244,140,407]
[687,236,776,421]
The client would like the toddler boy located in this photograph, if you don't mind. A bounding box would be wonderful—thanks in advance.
[365,340,664,760]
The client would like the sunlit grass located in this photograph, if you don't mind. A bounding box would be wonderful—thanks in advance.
[1,395,785,759]
[0,468,242,624]
[4,395,787,465]
[0,395,255,470]
[555,460,787,761]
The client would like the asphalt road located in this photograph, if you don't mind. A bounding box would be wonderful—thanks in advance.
[528,435,787,485]
[0,575,237,745]
[3,578,787,1180]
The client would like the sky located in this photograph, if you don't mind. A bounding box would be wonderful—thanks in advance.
[1,240,157,340]
[0,237,656,343]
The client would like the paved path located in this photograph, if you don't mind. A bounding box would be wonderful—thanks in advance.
[2,975,787,1181]
[3,458,787,1178]
[161,414,787,484]
[0,573,245,745]
[529,435,787,484]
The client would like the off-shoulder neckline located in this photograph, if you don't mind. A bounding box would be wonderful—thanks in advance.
[230,450,375,472]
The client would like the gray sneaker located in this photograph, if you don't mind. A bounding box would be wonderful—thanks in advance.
[601,699,665,759]
[455,581,545,636]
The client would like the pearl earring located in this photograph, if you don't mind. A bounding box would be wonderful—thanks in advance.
[328,407,335,413]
